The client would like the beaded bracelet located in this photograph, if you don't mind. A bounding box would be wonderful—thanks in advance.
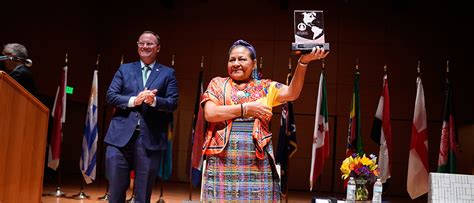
[240,103,243,117]
[298,61,309,67]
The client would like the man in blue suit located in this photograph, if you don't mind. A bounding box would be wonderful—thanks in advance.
[104,31,178,203]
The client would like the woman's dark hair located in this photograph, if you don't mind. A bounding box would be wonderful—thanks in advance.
[228,39,256,60]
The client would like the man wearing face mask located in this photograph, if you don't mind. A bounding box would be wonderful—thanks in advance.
[104,30,179,203]
[2,43,37,96]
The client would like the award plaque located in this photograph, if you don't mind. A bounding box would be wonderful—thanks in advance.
[291,10,330,54]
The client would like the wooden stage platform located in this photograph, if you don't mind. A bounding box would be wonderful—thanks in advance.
[42,181,315,203]
[41,180,424,203]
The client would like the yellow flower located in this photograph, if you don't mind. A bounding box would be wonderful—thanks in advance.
[360,154,372,166]
[370,164,378,171]
[340,160,350,179]
[340,153,380,181]
[353,156,360,165]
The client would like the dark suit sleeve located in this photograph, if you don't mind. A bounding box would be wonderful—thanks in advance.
[154,68,178,112]
[106,66,132,109]
[9,66,38,95]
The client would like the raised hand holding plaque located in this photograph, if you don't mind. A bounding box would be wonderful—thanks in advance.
[292,10,330,55]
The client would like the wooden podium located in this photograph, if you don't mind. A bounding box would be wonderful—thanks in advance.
[0,71,49,203]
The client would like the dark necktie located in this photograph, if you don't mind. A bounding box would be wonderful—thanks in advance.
[143,65,151,86]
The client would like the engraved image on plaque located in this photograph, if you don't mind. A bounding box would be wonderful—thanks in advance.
[292,10,330,54]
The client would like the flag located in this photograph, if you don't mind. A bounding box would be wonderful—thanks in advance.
[48,65,67,170]
[158,113,174,180]
[252,61,262,80]
[158,57,176,181]
[276,72,297,196]
[190,68,205,187]
[370,73,392,183]
[407,76,429,199]
[80,70,98,184]
[346,70,363,156]
[157,55,174,180]
[309,71,330,191]
[252,65,260,80]
[437,76,458,173]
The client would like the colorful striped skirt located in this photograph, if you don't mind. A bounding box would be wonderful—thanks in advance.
[201,119,281,201]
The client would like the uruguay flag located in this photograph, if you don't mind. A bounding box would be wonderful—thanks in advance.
[80,70,98,184]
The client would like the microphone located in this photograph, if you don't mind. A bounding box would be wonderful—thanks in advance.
[0,55,33,67]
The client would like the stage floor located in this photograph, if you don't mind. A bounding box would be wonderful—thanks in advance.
[41,181,425,203]
[42,181,317,203]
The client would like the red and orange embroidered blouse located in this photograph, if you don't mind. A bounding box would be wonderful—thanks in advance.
[200,77,284,159]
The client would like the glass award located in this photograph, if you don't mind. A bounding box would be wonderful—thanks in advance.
[291,10,330,54]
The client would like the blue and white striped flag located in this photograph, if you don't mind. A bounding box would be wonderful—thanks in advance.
[80,70,98,184]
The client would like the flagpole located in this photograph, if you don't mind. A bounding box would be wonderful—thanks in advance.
[417,60,421,76]
[96,54,100,70]
[97,140,110,202]
[70,180,90,199]
[384,65,391,190]
[72,54,100,199]
[286,57,290,203]
[321,58,325,71]
[437,59,459,173]
[187,56,205,201]
[172,54,175,66]
[47,52,68,197]
[407,59,429,199]
[156,149,165,203]
[316,58,326,190]
[355,58,362,156]
[99,54,123,201]
[356,58,359,72]
[155,54,176,203]
[50,140,65,197]
[276,57,296,202]
[98,183,110,201]
[446,60,449,76]
[125,54,137,203]
[316,58,338,193]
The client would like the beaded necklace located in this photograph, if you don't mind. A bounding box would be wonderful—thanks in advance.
[232,79,253,102]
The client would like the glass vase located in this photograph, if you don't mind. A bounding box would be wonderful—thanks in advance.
[355,179,369,201]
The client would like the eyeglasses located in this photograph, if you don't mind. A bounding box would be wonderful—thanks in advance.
[137,41,158,47]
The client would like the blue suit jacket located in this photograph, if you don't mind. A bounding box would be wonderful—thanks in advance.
[9,65,37,96]
[104,61,178,150]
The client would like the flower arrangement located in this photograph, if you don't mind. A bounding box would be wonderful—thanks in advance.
[340,153,379,183]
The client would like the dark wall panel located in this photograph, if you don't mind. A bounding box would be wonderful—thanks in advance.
[1,0,472,198]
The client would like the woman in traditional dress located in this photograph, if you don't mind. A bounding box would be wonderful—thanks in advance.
[200,39,328,201]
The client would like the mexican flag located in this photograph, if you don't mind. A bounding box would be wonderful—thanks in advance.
[309,71,330,191]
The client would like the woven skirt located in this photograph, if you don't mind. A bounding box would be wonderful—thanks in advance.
[201,120,280,201]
